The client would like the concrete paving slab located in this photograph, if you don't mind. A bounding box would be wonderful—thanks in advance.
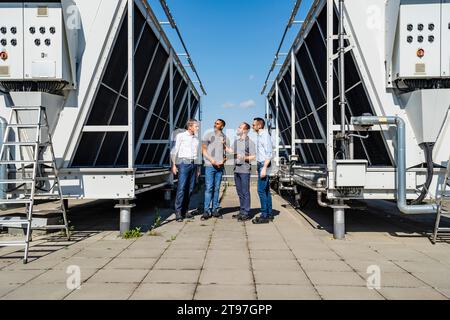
[29,268,99,284]
[253,270,310,285]
[87,269,148,283]
[53,257,112,270]
[2,283,73,300]
[203,255,250,270]
[300,259,353,272]
[0,269,45,285]
[130,283,196,300]
[306,271,366,287]
[251,259,302,271]
[344,259,405,273]
[256,284,320,300]
[143,269,200,284]
[154,258,205,270]
[315,286,384,300]
[162,249,206,259]
[199,269,254,285]
[118,248,166,259]
[104,258,157,270]
[194,285,256,300]
[379,287,447,300]
[411,272,450,288]
[250,250,294,260]
[65,283,137,300]
[357,271,428,288]
[0,284,21,298]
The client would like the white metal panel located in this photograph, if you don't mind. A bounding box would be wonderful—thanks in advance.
[393,0,441,79]
[60,173,135,199]
[52,0,125,165]
[0,3,24,80]
[23,2,66,81]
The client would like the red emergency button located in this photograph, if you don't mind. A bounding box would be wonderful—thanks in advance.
[0,51,8,61]
[417,48,425,58]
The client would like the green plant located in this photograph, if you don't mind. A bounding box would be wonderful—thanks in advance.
[166,235,177,243]
[122,227,142,239]
[148,229,161,237]
[152,208,162,229]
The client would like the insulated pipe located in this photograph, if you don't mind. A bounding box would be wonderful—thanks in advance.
[0,116,6,208]
[352,116,438,214]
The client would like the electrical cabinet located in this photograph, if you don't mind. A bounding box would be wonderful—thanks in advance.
[0,3,24,79]
[0,2,69,82]
[393,0,444,80]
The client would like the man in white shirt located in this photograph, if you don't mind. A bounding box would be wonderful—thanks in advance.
[252,118,274,224]
[171,119,201,222]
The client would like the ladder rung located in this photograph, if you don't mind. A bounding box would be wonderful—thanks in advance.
[0,219,29,226]
[2,142,38,147]
[0,241,27,247]
[7,124,41,128]
[0,199,32,204]
[33,225,67,230]
[2,142,51,147]
[0,160,54,165]
[0,179,34,184]
[12,107,42,110]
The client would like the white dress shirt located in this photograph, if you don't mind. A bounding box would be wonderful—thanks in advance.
[171,130,200,162]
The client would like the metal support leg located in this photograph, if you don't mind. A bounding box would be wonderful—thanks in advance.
[115,200,136,236]
[333,205,345,240]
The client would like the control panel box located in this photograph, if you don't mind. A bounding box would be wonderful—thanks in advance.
[334,160,368,188]
[0,2,70,82]
[0,3,24,79]
[393,0,443,80]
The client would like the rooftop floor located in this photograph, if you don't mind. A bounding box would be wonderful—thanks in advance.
[0,185,450,300]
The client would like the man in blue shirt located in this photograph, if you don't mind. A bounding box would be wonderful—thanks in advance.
[252,118,274,224]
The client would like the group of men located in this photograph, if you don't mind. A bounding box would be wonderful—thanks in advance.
[170,117,274,225]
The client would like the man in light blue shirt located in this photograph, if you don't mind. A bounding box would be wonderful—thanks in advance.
[252,117,274,224]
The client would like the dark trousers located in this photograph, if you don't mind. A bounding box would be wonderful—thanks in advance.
[235,172,251,216]
[175,163,197,215]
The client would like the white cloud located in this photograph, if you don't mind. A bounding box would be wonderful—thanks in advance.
[239,99,256,109]
[222,102,236,109]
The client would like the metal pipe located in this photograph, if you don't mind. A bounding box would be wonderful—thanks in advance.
[0,116,6,209]
[334,205,345,239]
[338,0,346,139]
[316,177,329,207]
[351,116,438,214]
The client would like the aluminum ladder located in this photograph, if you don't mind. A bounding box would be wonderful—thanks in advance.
[432,155,450,244]
[0,106,70,263]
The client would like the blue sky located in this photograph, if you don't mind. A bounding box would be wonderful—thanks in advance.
[148,0,314,137]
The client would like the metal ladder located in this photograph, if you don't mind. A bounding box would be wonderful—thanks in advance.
[432,155,450,244]
[0,106,70,263]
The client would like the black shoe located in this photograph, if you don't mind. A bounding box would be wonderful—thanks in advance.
[201,212,211,221]
[175,213,184,222]
[238,214,251,222]
[252,217,270,224]
[232,213,240,219]
[212,209,222,218]
[186,212,194,219]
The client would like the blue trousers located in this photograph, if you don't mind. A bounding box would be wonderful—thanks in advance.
[204,166,224,213]
[235,173,251,216]
[257,163,272,218]
[175,163,197,215]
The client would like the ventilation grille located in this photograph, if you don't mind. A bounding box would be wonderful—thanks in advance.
[0,65,10,76]
[415,63,426,74]
[37,6,48,17]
